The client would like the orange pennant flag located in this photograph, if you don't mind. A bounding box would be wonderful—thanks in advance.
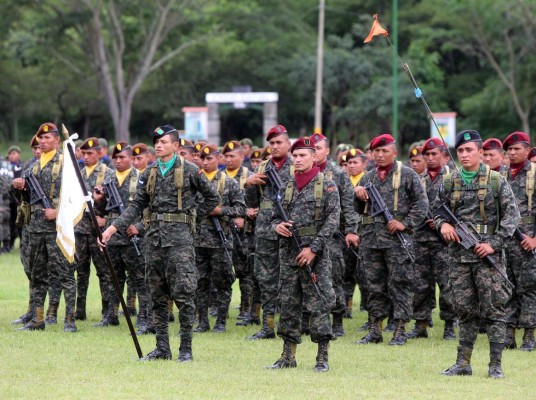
[364,14,388,43]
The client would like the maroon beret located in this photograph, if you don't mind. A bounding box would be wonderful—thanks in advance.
[503,131,530,150]
[482,138,503,151]
[311,133,328,145]
[422,137,446,153]
[370,134,396,150]
[266,125,288,141]
[290,136,315,153]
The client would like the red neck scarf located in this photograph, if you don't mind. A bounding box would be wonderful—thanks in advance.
[510,161,526,180]
[271,156,287,171]
[317,160,328,172]
[377,163,394,183]
[295,165,320,192]
[428,165,441,181]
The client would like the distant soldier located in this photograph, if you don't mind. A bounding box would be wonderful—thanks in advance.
[100,124,220,361]
[240,138,254,171]
[482,138,505,173]
[408,145,426,176]
[268,136,339,372]
[98,138,114,168]
[132,143,150,173]
[436,130,519,379]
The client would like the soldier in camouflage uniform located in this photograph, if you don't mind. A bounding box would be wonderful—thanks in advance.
[268,137,339,372]
[194,144,245,333]
[222,141,254,323]
[94,142,151,331]
[311,133,358,337]
[0,173,10,254]
[482,138,506,173]
[435,130,519,379]
[12,122,77,332]
[355,134,428,346]
[245,125,295,340]
[408,138,457,340]
[74,137,115,323]
[100,124,220,361]
[501,132,536,352]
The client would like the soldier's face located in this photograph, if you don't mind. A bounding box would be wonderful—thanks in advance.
[482,149,503,170]
[113,151,131,172]
[38,133,59,153]
[347,158,364,176]
[314,140,330,164]
[373,145,397,167]
[192,153,202,167]
[178,148,194,162]
[154,135,178,160]
[32,146,42,160]
[251,158,262,169]
[457,143,483,171]
[269,135,291,159]
[132,154,148,171]
[292,149,315,172]
[410,155,426,175]
[224,150,243,170]
[82,149,100,167]
[202,154,219,173]
[424,148,444,169]
[507,143,530,165]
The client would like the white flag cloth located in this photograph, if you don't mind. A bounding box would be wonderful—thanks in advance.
[56,139,87,263]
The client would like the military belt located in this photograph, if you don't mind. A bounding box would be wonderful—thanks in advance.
[108,212,121,219]
[297,226,317,236]
[260,201,272,210]
[473,224,495,235]
[150,213,190,224]
[361,215,404,225]
[520,215,535,225]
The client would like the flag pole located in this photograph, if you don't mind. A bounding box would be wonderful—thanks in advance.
[61,124,143,359]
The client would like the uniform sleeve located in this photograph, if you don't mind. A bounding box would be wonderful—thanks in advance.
[338,172,358,234]
[191,171,221,219]
[488,177,520,251]
[311,181,341,252]
[221,178,246,218]
[245,166,262,208]
[401,169,428,230]
[113,170,150,232]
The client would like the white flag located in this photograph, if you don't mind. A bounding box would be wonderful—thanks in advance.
[56,139,87,263]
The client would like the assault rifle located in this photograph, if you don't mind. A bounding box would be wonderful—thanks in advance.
[335,230,360,259]
[102,178,141,256]
[22,169,52,209]
[436,203,515,289]
[513,227,536,260]
[230,219,246,259]
[363,182,415,262]
[264,165,322,299]
[211,217,234,265]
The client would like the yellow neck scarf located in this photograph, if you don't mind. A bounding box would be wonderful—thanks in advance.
[225,168,239,179]
[85,163,98,177]
[350,172,365,187]
[116,168,131,187]
[203,170,218,181]
[40,149,57,170]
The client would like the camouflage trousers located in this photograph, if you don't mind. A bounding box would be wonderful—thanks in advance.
[233,230,253,308]
[146,243,197,341]
[413,240,456,321]
[74,233,113,313]
[343,245,363,307]
[29,232,76,316]
[449,256,511,344]
[19,227,33,313]
[195,246,235,318]
[108,243,151,321]
[504,238,536,328]
[277,245,336,344]
[360,246,415,322]
[328,237,346,316]
[254,237,280,317]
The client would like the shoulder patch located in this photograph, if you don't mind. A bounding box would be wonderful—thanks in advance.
[327,185,337,193]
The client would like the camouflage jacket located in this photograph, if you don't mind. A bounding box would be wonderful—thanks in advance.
[195,170,246,249]
[433,162,520,262]
[357,161,428,248]
[113,157,220,248]
[246,156,294,240]
[75,162,114,235]
[103,168,146,247]
[322,162,358,235]
[225,166,256,233]
[271,171,340,254]
[505,160,536,237]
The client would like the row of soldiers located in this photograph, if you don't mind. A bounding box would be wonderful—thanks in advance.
[7,121,536,376]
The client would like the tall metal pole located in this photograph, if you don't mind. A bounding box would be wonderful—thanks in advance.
[392,0,398,141]
[314,0,325,134]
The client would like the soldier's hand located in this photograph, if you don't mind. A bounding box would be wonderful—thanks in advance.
[246,173,267,186]
[475,242,494,258]
[440,223,460,243]
[246,208,259,219]
[93,186,105,202]
[354,186,368,201]
[296,247,316,268]
[520,236,536,252]
[387,220,405,234]
[126,225,139,237]
[96,216,107,228]
[98,226,117,249]
[345,233,359,248]
[209,206,222,216]
[12,178,25,190]
[43,208,57,221]
[426,219,436,230]
[234,217,245,229]
[275,221,294,237]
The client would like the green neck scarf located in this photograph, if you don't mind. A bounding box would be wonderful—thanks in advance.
[158,153,177,177]
[460,167,478,185]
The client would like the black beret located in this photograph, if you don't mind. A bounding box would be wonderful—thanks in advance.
[152,124,178,144]
[454,130,482,149]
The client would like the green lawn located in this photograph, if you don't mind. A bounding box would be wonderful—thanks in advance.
[0,242,533,399]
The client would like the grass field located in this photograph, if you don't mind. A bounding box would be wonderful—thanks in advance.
[0,242,534,399]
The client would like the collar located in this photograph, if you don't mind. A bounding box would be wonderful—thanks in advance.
[203,169,219,181]
[158,153,177,177]
[39,149,57,170]
[115,168,132,186]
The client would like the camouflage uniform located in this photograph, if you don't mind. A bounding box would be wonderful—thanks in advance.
[0,174,11,252]
[503,160,536,349]
[194,170,246,332]
[356,161,428,344]
[245,157,294,338]
[112,156,220,359]
[74,162,115,320]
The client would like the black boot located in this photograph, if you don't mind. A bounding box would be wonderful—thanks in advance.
[488,342,504,379]
[314,340,330,372]
[356,319,383,344]
[177,336,193,362]
[443,320,456,340]
[357,320,370,331]
[45,302,59,325]
[389,320,407,346]
[64,313,78,333]
[93,305,120,327]
[504,326,517,349]
[141,334,172,361]
[18,307,45,331]
[384,317,396,332]
[344,297,353,319]
[266,340,297,369]
[247,314,276,340]
[194,308,210,333]
[332,313,345,337]
[407,320,428,339]
[212,309,227,333]
[75,298,86,321]
[520,328,535,352]
[12,311,33,325]
[442,344,473,376]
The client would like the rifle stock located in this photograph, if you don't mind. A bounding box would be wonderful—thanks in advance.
[23,169,53,209]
